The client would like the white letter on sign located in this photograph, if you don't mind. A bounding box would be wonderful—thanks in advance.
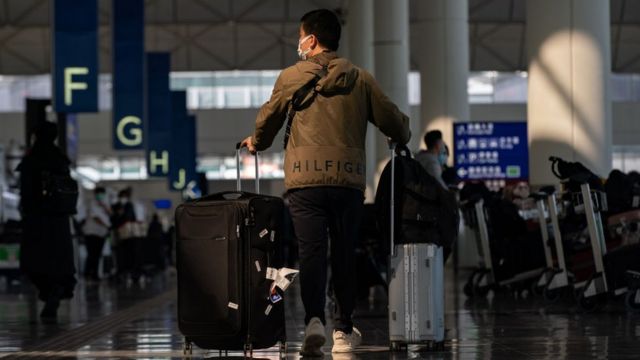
[149,150,169,174]
[116,116,143,147]
[173,169,186,190]
[64,67,89,106]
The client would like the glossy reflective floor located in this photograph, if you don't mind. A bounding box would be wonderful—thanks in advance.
[0,266,639,359]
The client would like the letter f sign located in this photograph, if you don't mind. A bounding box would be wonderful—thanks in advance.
[64,67,89,105]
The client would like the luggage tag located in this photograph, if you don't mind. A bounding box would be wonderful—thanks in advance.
[259,229,269,238]
[255,261,262,272]
[265,304,273,315]
[270,231,276,242]
[266,267,278,280]
[269,288,283,304]
[272,267,300,292]
[228,302,239,310]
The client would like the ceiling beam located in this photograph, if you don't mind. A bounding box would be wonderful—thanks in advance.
[470,0,498,16]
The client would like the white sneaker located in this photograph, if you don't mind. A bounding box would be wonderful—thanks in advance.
[300,317,326,357]
[331,327,362,353]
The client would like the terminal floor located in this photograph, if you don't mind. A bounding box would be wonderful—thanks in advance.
[0,269,639,359]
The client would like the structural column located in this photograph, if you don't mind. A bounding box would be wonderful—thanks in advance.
[346,0,377,202]
[373,0,410,164]
[415,0,470,156]
[527,0,612,185]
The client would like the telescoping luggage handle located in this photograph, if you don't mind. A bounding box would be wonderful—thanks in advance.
[388,141,412,257]
[235,142,260,194]
[389,141,396,257]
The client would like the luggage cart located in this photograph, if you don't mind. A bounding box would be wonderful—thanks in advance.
[532,191,571,301]
[463,197,546,298]
[569,183,609,311]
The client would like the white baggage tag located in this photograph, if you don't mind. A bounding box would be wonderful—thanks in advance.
[259,229,269,238]
[274,267,299,291]
[255,261,262,272]
[265,304,273,315]
[265,267,278,280]
[270,231,276,242]
[275,276,291,291]
[278,267,300,280]
[228,302,239,310]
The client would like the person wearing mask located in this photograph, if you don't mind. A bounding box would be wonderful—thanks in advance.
[83,187,111,282]
[239,9,410,356]
[146,213,166,271]
[17,121,77,321]
[111,188,140,283]
[415,130,448,188]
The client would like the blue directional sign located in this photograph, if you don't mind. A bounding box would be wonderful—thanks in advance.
[145,53,172,176]
[168,91,197,192]
[52,0,98,113]
[453,122,529,181]
[112,0,145,149]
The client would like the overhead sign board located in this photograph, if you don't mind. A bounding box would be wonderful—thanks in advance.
[52,0,98,113]
[145,53,172,176]
[112,0,145,149]
[453,121,529,181]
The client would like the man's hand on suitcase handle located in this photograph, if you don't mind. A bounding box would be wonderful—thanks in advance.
[387,138,409,156]
[239,136,257,155]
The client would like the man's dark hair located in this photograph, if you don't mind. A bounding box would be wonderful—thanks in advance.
[424,130,443,150]
[94,187,106,195]
[300,9,341,51]
[35,121,58,144]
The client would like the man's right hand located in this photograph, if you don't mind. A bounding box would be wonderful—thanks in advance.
[239,136,257,155]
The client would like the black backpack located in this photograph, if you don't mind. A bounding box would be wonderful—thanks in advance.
[375,149,460,252]
[41,171,79,215]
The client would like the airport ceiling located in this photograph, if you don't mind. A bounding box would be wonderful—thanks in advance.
[0,0,639,75]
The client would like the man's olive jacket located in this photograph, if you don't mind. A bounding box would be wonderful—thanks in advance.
[253,51,411,192]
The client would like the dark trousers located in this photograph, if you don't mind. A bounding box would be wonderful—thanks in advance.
[287,186,364,333]
[116,237,142,279]
[84,235,106,279]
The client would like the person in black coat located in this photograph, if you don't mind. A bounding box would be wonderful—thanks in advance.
[17,121,77,321]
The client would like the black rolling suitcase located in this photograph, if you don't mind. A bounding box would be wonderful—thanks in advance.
[176,144,287,355]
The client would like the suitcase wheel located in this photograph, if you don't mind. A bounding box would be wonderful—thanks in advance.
[625,289,640,313]
[244,343,254,357]
[278,341,288,357]
[182,339,193,357]
[390,341,404,352]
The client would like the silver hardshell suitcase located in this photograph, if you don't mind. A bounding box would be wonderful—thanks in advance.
[387,143,446,351]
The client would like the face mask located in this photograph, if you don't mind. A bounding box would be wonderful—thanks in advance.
[438,152,448,166]
[297,35,313,60]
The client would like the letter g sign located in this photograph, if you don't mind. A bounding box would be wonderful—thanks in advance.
[116,116,143,147]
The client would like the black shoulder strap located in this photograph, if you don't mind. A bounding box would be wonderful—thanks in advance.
[283,65,328,149]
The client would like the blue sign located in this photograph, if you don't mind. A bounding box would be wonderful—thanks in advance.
[168,91,197,192]
[112,0,145,149]
[453,122,529,181]
[153,199,173,210]
[52,0,98,113]
[145,53,172,176]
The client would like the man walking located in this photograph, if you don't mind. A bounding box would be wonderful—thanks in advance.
[240,9,410,356]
